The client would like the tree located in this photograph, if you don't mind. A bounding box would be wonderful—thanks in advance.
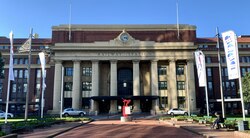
[0,52,4,79]
[242,72,250,108]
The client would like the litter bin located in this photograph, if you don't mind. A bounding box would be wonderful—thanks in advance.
[238,120,249,131]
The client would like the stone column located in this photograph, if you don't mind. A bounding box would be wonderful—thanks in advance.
[187,60,197,112]
[90,60,99,114]
[133,60,141,113]
[150,60,159,112]
[109,60,117,114]
[52,60,62,113]
[72,60,81,109]
[168,59,178,108]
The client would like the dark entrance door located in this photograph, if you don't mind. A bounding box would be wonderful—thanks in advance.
[140,99,152,112]
[98,100,110,114]
[118,68,133,96]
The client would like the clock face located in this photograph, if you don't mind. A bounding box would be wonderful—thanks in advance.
[120,33,129,42]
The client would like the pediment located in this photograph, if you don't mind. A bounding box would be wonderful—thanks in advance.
[114,30,135,46]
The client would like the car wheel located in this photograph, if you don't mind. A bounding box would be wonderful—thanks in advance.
[79,113,84,117]
[184,112,188,116]
[64,113,69,117]
[170,112,174,116]
[7,115,11,118]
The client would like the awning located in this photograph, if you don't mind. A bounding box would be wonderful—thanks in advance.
[91,96,159,100]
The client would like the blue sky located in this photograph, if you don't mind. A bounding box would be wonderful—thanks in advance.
[0,0,250,38]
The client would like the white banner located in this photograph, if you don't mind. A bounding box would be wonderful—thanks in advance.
[39,52,46,88]
[8,31,14,81]
[222,30,239,80]
[194,50,206,87]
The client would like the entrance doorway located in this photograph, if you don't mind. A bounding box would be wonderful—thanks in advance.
[98,100,110,114]
[141,99,152,112]
[118,68,133,96]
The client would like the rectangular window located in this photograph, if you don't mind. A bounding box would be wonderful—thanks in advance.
[82,81,92,91]
[12,83,16,93]
[82,67,92,76]
[19,58,24,64]
[37,58,41,64]
[208,81,213,91]
[36,69,41,78]
[206,57,211,63]
[158,66,167,75]
[177,81,185,90]
[65,67,73,76]
[18,70,23,78]
[13,58,18,64]
[241,68,247,76]
[176,65,184,75]
[24,58,28,64]
[64,82,73,91]
[14,70,18,78]
[23,83,27,93]
[0,83,3,93]
[158,81,167,90]
[24,70,28,78]
[207,68,212,77]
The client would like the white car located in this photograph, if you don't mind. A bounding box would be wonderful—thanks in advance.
[167,108,188,116]
[0,110,14,118]
[62,108,86,117]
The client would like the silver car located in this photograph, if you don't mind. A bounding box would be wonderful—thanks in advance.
[62,108,86,117]
[0,110,14,118]
[167,108,188,116]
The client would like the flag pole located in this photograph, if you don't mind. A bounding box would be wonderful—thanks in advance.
[5,31,14,124]
[24,28,33,121]
[216,27,225,118]
[176,0,180,39]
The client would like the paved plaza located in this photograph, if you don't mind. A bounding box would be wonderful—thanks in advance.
[17,114,245,138]
[55,119,202,138]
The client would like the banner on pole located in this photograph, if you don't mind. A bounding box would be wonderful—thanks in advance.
[9,31,14,81]
[194,50,206,87]
[39,52,46,88]
[222,30,239,80]
[18,38,31,53]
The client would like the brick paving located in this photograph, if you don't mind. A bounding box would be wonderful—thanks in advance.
[55,119,203,138]
[16,115,249,138]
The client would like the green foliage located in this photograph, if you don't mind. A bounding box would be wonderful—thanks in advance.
[0,52,4,79]
[242,72,250,103]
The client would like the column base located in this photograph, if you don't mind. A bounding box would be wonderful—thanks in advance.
[109,109,118,114]
[120,116,132,122]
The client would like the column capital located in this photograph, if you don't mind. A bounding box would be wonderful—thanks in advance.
[73,60,81,63]
[110,60,117,64]
[150,59,158,63]
[169,58,176,62]
[54,60,62,64]
[91,60,99,64]
[133,60,140,64]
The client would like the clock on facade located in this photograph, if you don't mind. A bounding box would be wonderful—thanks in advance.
[120,33,129,43]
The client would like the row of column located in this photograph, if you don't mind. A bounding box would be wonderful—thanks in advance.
[52,59,196,114]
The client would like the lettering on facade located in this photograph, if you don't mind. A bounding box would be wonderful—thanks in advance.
[97,52,152,57]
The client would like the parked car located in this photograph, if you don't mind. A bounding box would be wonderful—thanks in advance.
[167,108,188,116]
[0,110,14,118]
[62,108,86,117]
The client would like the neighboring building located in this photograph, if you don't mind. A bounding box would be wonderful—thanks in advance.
[0,24,249,115]
[0,37,52,115]
[196,36,250,115]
